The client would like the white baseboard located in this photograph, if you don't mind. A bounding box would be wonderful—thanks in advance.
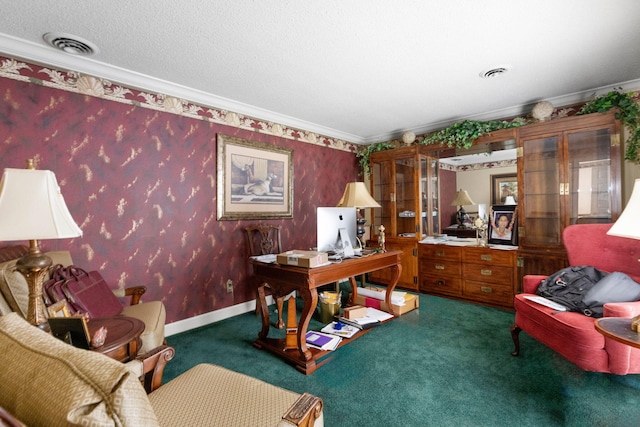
[164,296,274,337]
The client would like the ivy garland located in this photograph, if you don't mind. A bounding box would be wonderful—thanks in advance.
[356,142,395,176]
[577,89,640,164]
[419,118,528,148]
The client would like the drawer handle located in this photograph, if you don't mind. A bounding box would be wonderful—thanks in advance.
[435,251,445,257]
[481,286,493,293]
[480,254,492,261]
[435,264,445,270]
[480,269,492,276]
[437,280,446,287]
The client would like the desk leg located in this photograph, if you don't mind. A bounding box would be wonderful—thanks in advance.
[348,276,358,306]
[296,286,318,362]
[257,284,270,340]
[385,264,402,317]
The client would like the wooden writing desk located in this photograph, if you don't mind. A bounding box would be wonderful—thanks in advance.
[250,250,402,374]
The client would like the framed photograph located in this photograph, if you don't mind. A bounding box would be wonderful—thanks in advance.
[491,173,518,205]
[47,316,91,350]
[47,300,70,318]
[217,134,293,220]
[488,205,518,246]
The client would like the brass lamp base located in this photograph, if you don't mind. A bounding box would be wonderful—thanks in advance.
[16,240,52,328]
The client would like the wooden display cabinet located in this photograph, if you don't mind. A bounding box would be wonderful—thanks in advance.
[368,145,439,290]
[517,110,622,278]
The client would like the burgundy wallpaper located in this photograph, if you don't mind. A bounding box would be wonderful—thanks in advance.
[0,74,358,324]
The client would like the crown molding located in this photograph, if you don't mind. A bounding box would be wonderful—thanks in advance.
[0,32,365,145]
[4,32,640,147]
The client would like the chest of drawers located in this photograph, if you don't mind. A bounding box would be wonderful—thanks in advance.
[419,244,517,310]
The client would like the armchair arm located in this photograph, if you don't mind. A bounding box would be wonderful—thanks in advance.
[136,344,175,393]
[279,393,324,427]
[113,286,147,305]
[603,301,640,318]
[522,275,548,294]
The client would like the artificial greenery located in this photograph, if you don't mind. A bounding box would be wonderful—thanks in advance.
[577,89,640,164]
[356,142,395,176]
[420,118,528,148]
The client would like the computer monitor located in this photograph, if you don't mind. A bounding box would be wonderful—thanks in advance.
[316,207,359,256]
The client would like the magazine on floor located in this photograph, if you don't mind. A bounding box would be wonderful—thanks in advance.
[305,330,342,351]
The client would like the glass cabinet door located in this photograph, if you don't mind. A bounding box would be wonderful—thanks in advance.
[521,136,562,246]
[372,160,392,236]
[420,157,439,237]
[395,157,416,237]
[566,128,614,224]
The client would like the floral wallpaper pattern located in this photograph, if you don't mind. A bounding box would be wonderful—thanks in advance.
[0,55,359,324]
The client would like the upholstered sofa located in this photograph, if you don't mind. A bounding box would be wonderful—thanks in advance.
[511,223,640,375]
[0,312,324,426]
[0,245,171,391]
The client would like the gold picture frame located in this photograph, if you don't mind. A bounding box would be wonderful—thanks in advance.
[47,300,70,318]
[217,134,293,220]
[491,173,518,205]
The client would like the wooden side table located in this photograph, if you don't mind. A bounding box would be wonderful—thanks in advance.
[594,317,640,349]
[89,316,145,362]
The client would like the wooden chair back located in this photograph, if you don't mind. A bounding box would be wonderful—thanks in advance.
[244,225,283,256]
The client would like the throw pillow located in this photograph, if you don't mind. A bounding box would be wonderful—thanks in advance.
[582,272,640,317]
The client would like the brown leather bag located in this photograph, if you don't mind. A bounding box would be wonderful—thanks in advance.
[62,268,122,319]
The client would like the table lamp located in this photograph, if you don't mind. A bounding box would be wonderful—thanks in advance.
[336,182,381,244]
[451,189,475,228]
[504,195,517,205]
[608,178,640,244]
[0,160,83,327]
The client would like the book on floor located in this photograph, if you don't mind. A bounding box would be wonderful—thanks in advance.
[305,331,341,351]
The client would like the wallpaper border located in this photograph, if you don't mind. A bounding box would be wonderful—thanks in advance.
[0,55,357,154]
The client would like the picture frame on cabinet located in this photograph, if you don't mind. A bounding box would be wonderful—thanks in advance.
[216,134,293,220]
[488,205,518,246]
[491,173,518,206]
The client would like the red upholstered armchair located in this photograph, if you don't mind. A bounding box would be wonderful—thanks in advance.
[511,223,640,375]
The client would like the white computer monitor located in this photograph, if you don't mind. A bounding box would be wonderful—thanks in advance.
[316,207,359,256]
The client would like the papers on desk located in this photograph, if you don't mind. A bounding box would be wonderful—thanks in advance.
[250,254,277,263]
[305,331,341,351]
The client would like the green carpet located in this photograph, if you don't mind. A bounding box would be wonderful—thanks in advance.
[163,294,640,426]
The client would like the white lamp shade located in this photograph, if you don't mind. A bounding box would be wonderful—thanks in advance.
[336,182,381,208]
[504,196,517,205]
[608,178,640,240]
[0,168,83,241]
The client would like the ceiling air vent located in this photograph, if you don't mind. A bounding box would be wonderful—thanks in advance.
[43,32,99,56]
[479,66,509,79]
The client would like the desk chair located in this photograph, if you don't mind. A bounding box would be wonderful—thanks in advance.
[244,224,285,329]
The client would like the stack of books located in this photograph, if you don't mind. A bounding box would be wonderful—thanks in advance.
[305,331,341,351]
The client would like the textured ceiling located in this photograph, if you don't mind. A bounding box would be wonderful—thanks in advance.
[1,1,640,144]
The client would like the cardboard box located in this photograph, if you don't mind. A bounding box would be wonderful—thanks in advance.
[277,250,329,268]
[343,305,367,319]
[354,287,419,316]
